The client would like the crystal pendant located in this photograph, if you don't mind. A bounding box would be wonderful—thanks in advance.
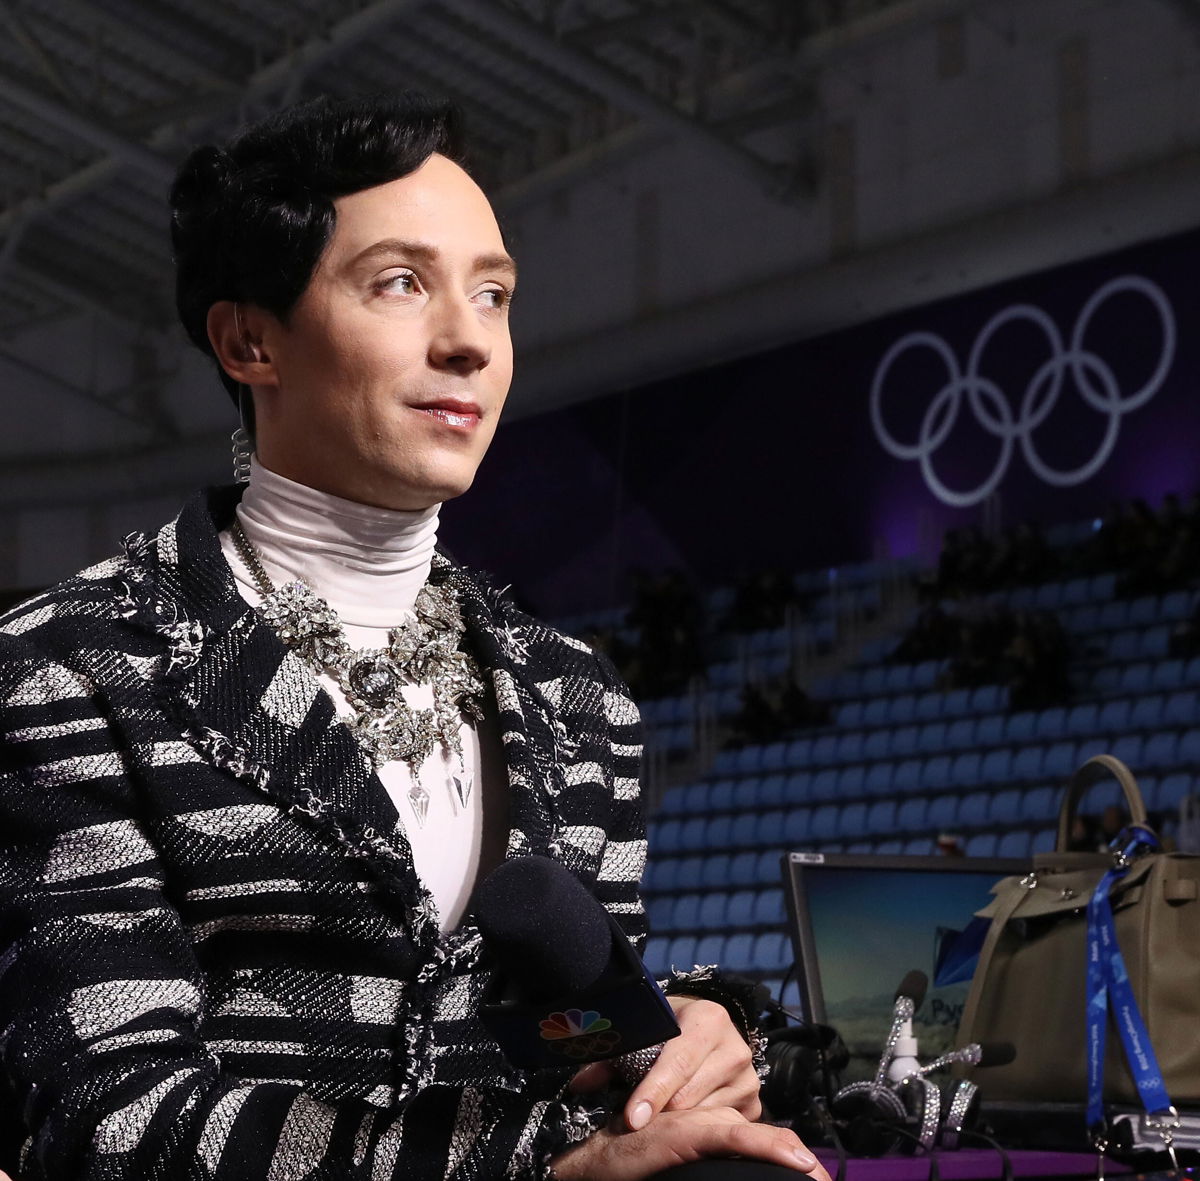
[452,771,472,809]
[348,653,401,708]
[408,780,430,828]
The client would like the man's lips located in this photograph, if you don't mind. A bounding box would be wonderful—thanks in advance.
[410,399,482,429]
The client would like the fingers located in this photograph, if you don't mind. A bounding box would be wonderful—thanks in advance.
[625,997,758,1128]
[568,1060,616,1094]
[550,1107,826,1181]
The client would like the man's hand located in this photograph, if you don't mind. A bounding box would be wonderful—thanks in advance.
[571,996,761,1130]
[549,1106,829,1181]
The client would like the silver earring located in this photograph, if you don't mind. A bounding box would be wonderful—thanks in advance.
[231,385,253,484]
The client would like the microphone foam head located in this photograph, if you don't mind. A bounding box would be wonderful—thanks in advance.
[895,970,929,1011]
[472,856,615,1000]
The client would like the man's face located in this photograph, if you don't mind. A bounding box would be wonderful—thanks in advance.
[252,153,515,510]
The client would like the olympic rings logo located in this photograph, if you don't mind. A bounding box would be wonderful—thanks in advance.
[869,276,1176,507]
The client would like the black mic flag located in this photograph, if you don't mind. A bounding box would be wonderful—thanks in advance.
[473,856,681,1070]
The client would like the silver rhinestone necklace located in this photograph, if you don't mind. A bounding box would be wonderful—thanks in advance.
[230,518,487,827]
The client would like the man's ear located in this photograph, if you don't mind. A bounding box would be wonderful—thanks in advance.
[207,301,273,388]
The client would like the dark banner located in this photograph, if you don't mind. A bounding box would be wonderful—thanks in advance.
[443,226,1200,617]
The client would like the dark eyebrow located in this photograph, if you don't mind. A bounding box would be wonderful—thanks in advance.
[349,237,518,281]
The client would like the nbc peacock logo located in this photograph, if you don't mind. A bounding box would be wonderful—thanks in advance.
[539,1009,623,1058]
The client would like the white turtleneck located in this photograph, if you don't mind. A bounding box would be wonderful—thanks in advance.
[219,458,497,931]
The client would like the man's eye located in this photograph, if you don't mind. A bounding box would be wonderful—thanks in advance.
[477,287,510,309]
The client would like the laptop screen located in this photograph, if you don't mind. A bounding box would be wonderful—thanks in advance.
[782,851,1028,1083]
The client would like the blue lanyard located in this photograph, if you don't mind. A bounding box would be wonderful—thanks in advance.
[1085,826,1174,1136]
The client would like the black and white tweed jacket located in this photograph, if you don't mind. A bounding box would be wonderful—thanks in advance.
[0,487,649,1181]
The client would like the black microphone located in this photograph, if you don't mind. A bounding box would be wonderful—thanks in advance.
[473,856,680,1070]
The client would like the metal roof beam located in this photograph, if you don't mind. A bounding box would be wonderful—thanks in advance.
[0,0,86,109]
[436,0,786,197]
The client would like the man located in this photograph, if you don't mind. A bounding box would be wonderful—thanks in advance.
[0,93,826,1180]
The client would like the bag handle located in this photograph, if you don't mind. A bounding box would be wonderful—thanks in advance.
[1055,754,1149,853]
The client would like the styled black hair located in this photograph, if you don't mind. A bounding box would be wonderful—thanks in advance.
[170,91,465,403]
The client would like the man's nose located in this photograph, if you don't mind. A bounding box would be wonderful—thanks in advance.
[428,295,492,373]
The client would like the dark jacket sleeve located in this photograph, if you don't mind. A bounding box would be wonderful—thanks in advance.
[0,631,588,1181]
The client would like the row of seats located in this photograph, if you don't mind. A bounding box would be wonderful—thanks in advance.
[644,929,791,978]
[646,886,786,934]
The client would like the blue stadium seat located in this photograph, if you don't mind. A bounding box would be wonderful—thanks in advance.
[864,762,894,797]
[1153,659,1186,692]
[705,815,734,848]
[863,698,889,728]
[1012,745,1044,781]
[785,736,815,767]
[875,839,904,854]
[729,813,759,849]
[980,747,1013,784]
[642,857,677,892]
[644,936,671,976]
[694,934,726,964]
[698,893,729,929]
[700,854,732,889]
[902,836,933,855]
[673,856,703,890]
[750,811,785,848]
[1032,828,1057,854]
[723,934,755,972]
[972,685,1006,712]
[680,817,707,850]
[782,809,813,846]
[1065,703,1100,737]
[837,701,865,728]
[1165,690,1197,727]
[1119,663,1153,695]
[927,794,958,829]
[835,732,865,764]
[866,800,897,835]
[845,840,873,853]
[1179,729,1200,763]
[755,850,785,885]
[1044,741,1077,779]
[1091,665,1121,695]
[782,771,812,805]
[839,802,868,839]
[946,718,976,750]
[1161,590,1193,621]
[753,932,791,973]
[882,664,911,693]
[1140,626,1171,660]
[1035,708,1068,740]
[1020,785,1057,822]
[837,764,867,798]
[976,712,1005,746]
[863,729,891,761]
[889,694,918,724]
[758,774,787,808]
[673,894,702,929]
[863,665,890,695]
[727,890,756,927]
[809,805,840,841]
[997,829,1032,858]
[1062,577,1091,606]
[729,853,758,887]
[989,789,1023,824]
[812,734,839,765]
[945,688,972,717]
[917,722,948,753]
[893,758,922,793]
[812,768,839,800]
[754,888,785,926]
[950,751,982,788]
[711,748,739,776]
[761,742,788,771]
[1007,712,1037,743]
[915,692,943,722]
[914,661,942,689]
[895,797,928,832]
[1143,732,1178,769]
[924,755,953,790]
[1098,699,1132,734]
[1154,773,1193,810]
[1091,572,1117,600]
[892,726,919,756]
[1108,734,1144,768]
[965,832,999,857]
[957,791,990,828]
[646,895,675,932]
[652,819,684,853]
